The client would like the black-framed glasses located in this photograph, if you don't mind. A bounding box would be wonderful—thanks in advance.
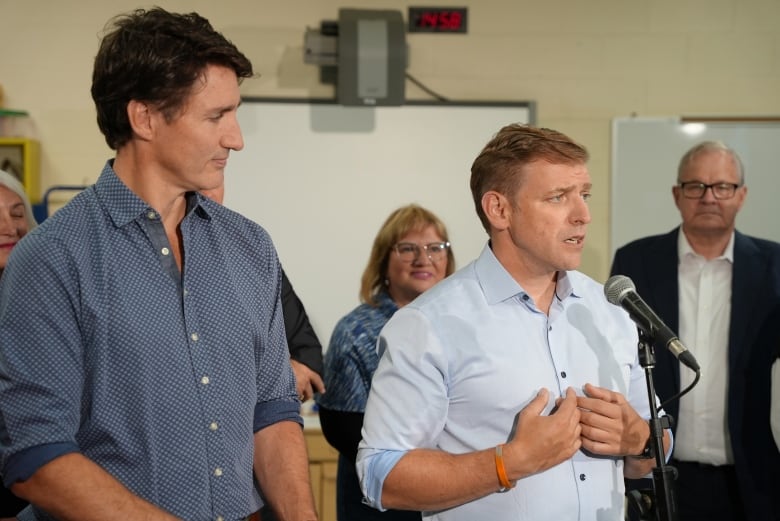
[392,241,450,262]
[679,181,741,200]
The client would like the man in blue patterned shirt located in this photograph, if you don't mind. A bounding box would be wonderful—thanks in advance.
[0,8,316,521]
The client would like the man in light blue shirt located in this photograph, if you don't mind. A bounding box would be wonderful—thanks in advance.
[357,124,672,521]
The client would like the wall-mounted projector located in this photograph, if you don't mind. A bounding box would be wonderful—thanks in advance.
[304,8,406,107]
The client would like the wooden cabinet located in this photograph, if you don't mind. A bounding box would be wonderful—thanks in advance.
[305,426,338,521]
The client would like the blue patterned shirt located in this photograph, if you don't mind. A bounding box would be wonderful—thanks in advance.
[316,292,398,413]
[0,162,300,521]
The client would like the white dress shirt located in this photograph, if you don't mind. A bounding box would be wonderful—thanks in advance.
[771,358,780,452]
[674,231,734,465]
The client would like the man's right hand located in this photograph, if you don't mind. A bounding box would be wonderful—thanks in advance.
[504,387,582,479]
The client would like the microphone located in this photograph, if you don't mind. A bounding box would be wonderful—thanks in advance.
[604,275,700,372]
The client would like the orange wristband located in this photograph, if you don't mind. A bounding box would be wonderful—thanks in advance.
[494,444,515,491]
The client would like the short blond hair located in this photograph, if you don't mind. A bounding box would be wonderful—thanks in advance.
[360,204,455,306]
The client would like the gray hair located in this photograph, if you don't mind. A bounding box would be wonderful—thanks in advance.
[0,169,38,231]
[677,141,745,185]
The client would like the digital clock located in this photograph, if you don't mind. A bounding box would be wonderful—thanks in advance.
[408,7,468,33]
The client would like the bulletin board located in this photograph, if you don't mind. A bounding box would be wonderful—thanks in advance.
[224,98,535,346]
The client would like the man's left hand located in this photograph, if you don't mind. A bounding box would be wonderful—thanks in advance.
[575,383,648,457]
[291,360,325,402]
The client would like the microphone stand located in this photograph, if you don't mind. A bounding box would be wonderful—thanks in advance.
[636,329,678,521]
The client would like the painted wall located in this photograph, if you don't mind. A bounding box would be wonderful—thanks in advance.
[2,0,778,288]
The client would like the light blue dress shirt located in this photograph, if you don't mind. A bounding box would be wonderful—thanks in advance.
[357,244,665,521]
[0,163,300,521]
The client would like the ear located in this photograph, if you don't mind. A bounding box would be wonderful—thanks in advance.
[481,190,510,232]
[672,185,682,211]
[735,185,747,211]
[126,99,154,142]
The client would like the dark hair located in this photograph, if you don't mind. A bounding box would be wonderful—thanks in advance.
[470,124,589,233]
[91,7,254,150]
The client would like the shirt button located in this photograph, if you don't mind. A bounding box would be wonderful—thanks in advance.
[210,421,218,431]
[214,467,223,477]
[191,332,199,342]
[217,517,224,521]
[201,376,210,385]
[161,247,170,256]
[147,211,157,220]
[560,371,567,378]
[183,288,189,297]
[579,473,586,481]
[548,326,552,331]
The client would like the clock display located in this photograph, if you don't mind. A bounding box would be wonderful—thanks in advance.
[408,7,468,33]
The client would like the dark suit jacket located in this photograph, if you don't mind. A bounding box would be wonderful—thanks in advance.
[611,227,780,520]
[281,270,323,375]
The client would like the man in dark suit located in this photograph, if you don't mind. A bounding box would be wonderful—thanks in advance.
[773,343,780,452]
[611,141,780,521]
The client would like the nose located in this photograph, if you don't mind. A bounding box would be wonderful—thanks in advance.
[411,247,433,265]
[0,212,16,236]
[571,196,591,225]
[700,185,718,202]
[223,113,244,152]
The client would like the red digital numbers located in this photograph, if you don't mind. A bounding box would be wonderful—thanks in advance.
[409,8,468,33]
[419,11,462,30]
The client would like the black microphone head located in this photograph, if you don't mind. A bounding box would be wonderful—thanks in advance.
[604,274,636,306]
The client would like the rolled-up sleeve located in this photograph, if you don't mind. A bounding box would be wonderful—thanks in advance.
[355,307,450,510]
[355,448,406,510]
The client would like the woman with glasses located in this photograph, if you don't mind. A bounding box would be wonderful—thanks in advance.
[316,204,454,521]
[0,169,37,521]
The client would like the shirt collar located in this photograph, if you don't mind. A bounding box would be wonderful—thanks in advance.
[677,228,735,263]
[475,242,581,305]
[95,160,213,227]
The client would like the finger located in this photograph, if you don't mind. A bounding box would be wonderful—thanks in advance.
[552,391,582,433]
[577,395,612,414]
[583,383,607,399]
[578,401,621,425]
[584,383,622,404]
[577,393,622,418]
[553,387,578,414]
[522,388,550,417]
[310,373,326,394]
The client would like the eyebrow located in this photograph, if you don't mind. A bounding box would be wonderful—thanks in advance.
[679,179,737,184]
[547,182,592,195]
[3,202,25,215]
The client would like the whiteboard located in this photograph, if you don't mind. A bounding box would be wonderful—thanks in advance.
[224,98,534,348]
[611,117,780,256]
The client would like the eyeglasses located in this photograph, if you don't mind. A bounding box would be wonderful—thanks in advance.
[679,181,741,200]
[392,241,450,262]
